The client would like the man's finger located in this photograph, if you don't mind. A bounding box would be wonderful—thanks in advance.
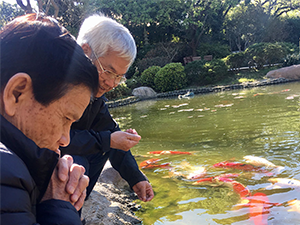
[66,164,85,194]
[73,189,87,211]
[70,174,89,202]
[127,133,141,141]
[57,155,73,182]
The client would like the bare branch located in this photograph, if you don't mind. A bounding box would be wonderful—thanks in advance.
[16,0,32,13]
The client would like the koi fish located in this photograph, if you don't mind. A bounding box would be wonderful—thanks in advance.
[139,158,171,169]
[249,192,270,225]
[268,178,300,188]
[148,150,193,155]
[288,199,300,212]
[185,166,207,180]
[213,161,269,173]
[219,177,251,198]
[243,155,284,171]
[165,163,207,180]
[193,174,250,198]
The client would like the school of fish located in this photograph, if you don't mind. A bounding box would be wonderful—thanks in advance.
[138,153,300,224]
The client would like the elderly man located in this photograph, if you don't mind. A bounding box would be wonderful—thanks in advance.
[0,14,99,224]
[61,14,154,204]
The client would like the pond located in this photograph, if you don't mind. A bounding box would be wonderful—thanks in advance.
[110,82,300,225]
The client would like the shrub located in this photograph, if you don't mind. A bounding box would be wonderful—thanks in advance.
[154,63,187,92]
[140,66,161,88]
[282,53,300,67]
[197,43,231,59]
[184,60,206,86]
[136,56,170,75]
[245,42,296,69]
[200,59,229,85]
[224,52,247,70]
[105,83,131,100]
[125,77,142,90]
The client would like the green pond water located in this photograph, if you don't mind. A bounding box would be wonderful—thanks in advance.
[110,82,300,225]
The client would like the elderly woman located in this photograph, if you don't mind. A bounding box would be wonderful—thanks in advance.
[0,14,99,224]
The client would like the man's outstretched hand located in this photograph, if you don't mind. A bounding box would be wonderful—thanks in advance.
[132,181,154,202]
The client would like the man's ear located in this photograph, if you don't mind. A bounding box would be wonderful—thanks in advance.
[2,73,33,117]
[81,43,92,58]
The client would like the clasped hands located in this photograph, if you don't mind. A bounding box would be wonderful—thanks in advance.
[41,154,89,211]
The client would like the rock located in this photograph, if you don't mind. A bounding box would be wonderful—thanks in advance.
[132,87,157,99]
[81,182,141,225]
[81,161,142,225]
[99,161,130,190]
[266,65,300,80]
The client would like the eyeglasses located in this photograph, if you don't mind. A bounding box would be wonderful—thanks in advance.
[92,50,126,85]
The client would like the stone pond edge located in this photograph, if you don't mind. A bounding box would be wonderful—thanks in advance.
[106,78,299,108]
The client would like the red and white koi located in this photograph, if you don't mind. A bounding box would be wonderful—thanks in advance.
[148,150,193,155]
[213,161,269,173]
[193,174,250,198]
[185,166,207,180]
[139,158,171,169]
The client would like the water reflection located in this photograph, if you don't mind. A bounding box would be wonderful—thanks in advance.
[110,82,300,225]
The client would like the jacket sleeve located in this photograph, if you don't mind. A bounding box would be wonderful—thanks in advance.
[61,129,112,156]
[36,199,81,225]
[0,149,38,225]
[109,149,147,187]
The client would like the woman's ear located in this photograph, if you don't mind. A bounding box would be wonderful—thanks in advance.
[81,43,92,58]
[2,73,33,117]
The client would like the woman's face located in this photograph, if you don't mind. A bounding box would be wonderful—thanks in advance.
[11,85,90,152]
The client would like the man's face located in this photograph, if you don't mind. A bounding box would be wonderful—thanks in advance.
[11,85,91,152]
[93,51,130,98]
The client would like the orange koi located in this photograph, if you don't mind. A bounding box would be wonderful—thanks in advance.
[249,192,270,225]
[148,150,192,155]
[218,177,251,198]
[213,161,269,173]
[193,174,250,198]
[139,158,171,169]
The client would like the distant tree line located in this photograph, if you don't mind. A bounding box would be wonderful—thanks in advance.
[1,0,300,98]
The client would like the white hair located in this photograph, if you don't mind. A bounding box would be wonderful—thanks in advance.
[77,14,137,68]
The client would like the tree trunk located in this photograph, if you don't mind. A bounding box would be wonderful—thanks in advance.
[16,0,32,13]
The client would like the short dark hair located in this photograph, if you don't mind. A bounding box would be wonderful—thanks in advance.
[0,13,99,105]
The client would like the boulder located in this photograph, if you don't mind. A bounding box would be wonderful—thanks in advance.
[132,87,157,99]
[266,65,300,80]
[81,161,141,225]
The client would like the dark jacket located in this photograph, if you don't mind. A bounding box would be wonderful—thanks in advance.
[61,96,146,187]
[0,116,81,225]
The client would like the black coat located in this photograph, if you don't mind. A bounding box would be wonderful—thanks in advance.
[0,116,81,225]
[61,96,146,187]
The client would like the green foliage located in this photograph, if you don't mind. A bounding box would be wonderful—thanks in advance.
[184,60,206,86]
[197,43,231,59]
[140,66,161,88]
[285,17,300,46]
[105,83,131,100]
[283,54,300,67]
[136,56,170,75]
[224,52,247,69]
[0,2,23,28]
[200,59,229,85]
[245,42,296,69]
[154,63,187,92]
